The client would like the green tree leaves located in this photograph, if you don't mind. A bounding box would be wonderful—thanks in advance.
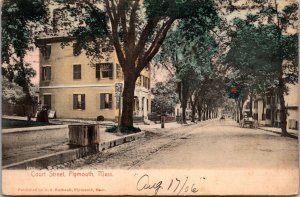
[2,0,48,65]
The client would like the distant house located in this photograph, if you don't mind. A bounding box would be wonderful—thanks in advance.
[36,36,151,121]
[244,84,298,130]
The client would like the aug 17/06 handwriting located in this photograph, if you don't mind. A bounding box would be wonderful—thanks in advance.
[136,174,203,195]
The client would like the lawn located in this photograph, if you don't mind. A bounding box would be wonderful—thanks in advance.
[2,118,51,129]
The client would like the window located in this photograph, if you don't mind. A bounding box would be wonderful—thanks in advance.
[100,93,113,109]
[142,76,150,89]
[42,66,51,81]
[43,95,51,109]
[73,64,81,80]
[95,63,113,79]
[42,45,51,59]
[73,94,85,110]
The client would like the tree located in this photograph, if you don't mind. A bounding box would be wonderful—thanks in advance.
[224,1,298,136]
[151,79,179,115]
[156,20,220,123]
[2,77,25,105]
[57,0,218,127]
[2,0,48,115]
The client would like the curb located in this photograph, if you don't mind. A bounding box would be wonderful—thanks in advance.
[2,125,68,134]
[258,128,298,139]
[3,131,145,170]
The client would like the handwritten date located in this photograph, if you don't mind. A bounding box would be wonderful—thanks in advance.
[136,174,203,195]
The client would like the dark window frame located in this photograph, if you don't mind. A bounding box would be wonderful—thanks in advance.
[42,66,51,81]
[73,64,81,80]
[95,63,113,80]
[100,93,113,109]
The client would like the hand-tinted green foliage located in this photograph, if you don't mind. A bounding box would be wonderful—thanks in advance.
[151,79,179,114]
[225,18,298,96]
[225,81,242,100]
[2,77,26,105]
[68,2,109,59]
[2,0,48,64]
[2,0,48,108]
[144,0,217,20]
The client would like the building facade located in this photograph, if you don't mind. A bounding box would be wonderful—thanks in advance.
[245,84,298,130]
[37,37,151,121]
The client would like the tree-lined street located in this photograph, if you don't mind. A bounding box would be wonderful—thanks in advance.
[54,119,298,170]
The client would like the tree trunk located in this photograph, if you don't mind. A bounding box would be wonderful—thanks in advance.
[249,91,253,116]
[197,103,202,122]
[191,104,196,122]
[208,108,212,119]
[121,74,137,127]
[180,82,189,124]
[278,72,288,136]
[206,109,209,120]
[203,108,207,121]
[236,99,242,123]
[239,102,243,122]
[182,103,187,124]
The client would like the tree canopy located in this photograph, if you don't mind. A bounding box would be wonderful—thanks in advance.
[54,0,219,127]
[223,0,298,135]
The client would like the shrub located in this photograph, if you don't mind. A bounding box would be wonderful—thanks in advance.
[106,125,141,134]
[97,115,104,121]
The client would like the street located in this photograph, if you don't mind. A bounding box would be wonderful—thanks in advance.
[55,119,298,170]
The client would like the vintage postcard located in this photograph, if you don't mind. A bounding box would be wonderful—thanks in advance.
[1,0,299,195]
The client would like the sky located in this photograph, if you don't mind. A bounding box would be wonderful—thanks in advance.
[25,49,39,85]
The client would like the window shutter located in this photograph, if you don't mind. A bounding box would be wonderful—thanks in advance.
[51,94,55,111]
[96,64,100,79]
[96,93,100,109]
[73,95,77,109]
[73,65,76,79]
[48,67,52,80]
[109,63,113,79]
[78,65,81,79]
[69,94,73,110]
[100,94,105,109]
[82,94,85,110]
[109,94,113,109]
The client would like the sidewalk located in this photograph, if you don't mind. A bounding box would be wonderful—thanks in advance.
[258,126,298,138]
[2,120,145,169]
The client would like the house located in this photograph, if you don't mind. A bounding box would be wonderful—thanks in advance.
[245,83,298,130]
[37,36,151,121]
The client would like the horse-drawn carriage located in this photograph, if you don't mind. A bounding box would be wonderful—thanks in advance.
[239,112,258,128]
